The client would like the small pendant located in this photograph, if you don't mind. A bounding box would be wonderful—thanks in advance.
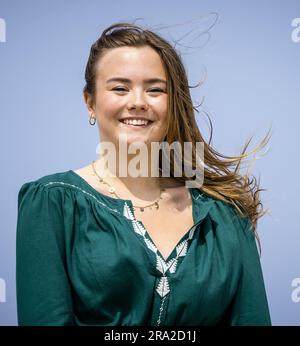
[140,207,144,212]
[155,201,159,209]
[108,187,115,193]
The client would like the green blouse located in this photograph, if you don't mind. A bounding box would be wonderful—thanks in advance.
[16,170,271,326]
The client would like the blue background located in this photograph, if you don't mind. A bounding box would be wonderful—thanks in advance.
[0,0,299,325]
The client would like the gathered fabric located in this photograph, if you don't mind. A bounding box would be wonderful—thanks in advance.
[16,170,271,326]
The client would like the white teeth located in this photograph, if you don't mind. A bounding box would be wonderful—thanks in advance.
[122,119,149,126]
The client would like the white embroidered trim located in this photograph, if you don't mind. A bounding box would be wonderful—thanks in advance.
[157,295,167,326]
[123,201,198,326]
[44,181,120,215]
[42,183,203,327]
[123,201,196,276]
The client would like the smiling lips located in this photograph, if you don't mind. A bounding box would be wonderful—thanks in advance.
[119,118,153,127]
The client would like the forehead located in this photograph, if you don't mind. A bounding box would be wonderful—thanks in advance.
[96,46,166,81]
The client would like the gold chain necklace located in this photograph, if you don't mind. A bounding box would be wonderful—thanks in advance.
[91,160,165,212]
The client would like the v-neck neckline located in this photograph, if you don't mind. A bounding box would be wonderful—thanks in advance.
[68,169,214,265]
[125,187,196,263]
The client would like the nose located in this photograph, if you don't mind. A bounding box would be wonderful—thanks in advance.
[127,91,149,111]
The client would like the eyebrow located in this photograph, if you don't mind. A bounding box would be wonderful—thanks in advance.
[106,77,167,84]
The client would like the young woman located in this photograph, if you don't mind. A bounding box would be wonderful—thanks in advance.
[16,22,272,326]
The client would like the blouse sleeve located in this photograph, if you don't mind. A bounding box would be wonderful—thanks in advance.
[16,182,75,326]
[228,217,272,326]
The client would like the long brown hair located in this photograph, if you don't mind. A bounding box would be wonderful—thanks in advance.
[83,22,272,248]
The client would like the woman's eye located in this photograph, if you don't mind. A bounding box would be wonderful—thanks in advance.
[113,87,127,91]
[149,88,164,93]
[112,87,164,93]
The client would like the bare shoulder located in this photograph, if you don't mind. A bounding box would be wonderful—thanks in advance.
[73,164,96,186]
[73,165,89,177]
[73,163,111,196]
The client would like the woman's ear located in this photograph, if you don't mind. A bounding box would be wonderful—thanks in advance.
[83,92,95,114]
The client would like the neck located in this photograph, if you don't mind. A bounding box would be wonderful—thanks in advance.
[94,151,163,202]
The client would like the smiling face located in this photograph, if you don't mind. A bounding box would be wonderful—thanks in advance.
[85,46,169,149]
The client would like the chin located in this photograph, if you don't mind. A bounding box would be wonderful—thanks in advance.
[125,137,151,147]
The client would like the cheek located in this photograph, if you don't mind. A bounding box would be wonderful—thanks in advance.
[151,96,168,118]
[95,95,124,119]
